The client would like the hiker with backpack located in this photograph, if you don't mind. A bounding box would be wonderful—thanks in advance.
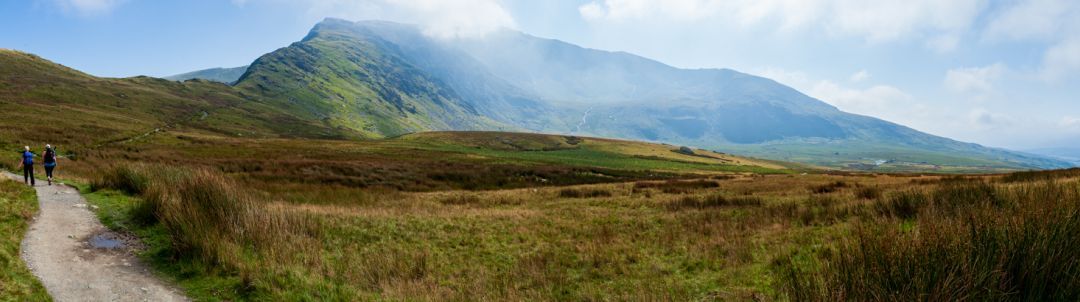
[18,146,35,186]
[43,144,57,186]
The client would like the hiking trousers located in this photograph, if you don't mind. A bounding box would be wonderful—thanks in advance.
[23,165,34,185]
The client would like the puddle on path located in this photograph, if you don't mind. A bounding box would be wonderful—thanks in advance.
[88,233,124,249]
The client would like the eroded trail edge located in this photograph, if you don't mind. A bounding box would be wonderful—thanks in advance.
[6,173,187,302]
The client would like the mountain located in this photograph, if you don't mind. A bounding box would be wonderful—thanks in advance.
[247,19,1065,171]
[164,66,248,84]
[231,20,532,138]
[4,18,1068,172]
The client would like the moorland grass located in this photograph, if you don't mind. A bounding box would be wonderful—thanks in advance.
[87,164,832,300]
[78,159,1080,300]
[0,179,50,301]
[775,174,1080,301]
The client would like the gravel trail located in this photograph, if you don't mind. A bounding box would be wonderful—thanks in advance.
[6,172,187,302]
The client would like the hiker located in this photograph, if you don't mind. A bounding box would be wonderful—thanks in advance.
[43,144,57,185]
[19,146,35,186]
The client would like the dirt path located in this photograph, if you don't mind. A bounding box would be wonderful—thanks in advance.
[5,173,187,302]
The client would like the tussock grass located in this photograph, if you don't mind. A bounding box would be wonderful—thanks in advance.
[90,165,149,194]
[776,171,1080,301]
[90,164,322,298]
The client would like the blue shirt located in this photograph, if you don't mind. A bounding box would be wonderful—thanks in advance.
[22,151,33,165]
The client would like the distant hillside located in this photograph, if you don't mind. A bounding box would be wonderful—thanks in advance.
[164,66,247,84]
[0,49,355,153]
[1024,148,1080,165]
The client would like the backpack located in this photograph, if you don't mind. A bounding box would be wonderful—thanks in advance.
[44,149,56,163]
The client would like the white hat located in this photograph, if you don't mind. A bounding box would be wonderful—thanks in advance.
[24,146,29,151]
[46,144,51,149]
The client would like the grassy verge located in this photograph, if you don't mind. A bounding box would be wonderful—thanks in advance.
[0,179,50,301]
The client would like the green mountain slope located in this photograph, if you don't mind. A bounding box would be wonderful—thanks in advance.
[164,66,248,84]
[232,20,510,138]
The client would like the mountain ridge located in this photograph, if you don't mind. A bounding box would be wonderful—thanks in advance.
[133,19,1077,171]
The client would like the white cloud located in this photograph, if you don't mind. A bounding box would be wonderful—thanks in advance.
[983,0,1078,42]
[1059,116,1080,130]
[825,0,984,43]
[968,108,1013,129]
[577,0,985,45]
[577,0,725,22]
[755,67,912,119]
[982,0,1080,81]
[392,0,515,39]
[53,0,124,15]
[295,0,515,39]
[810,80,913,113]
[926,34,960,53]
[1041,36,1080,81]
[578,2,607,20]
[849,69,870,83]
[944,63,1006,99]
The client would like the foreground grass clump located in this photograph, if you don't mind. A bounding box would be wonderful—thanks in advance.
[89,165,324,300]
[0,179,50,301]
[90,165,148,195]
[776,176,1080,301]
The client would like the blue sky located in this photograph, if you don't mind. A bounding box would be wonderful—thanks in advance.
[2,0,1079,150]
